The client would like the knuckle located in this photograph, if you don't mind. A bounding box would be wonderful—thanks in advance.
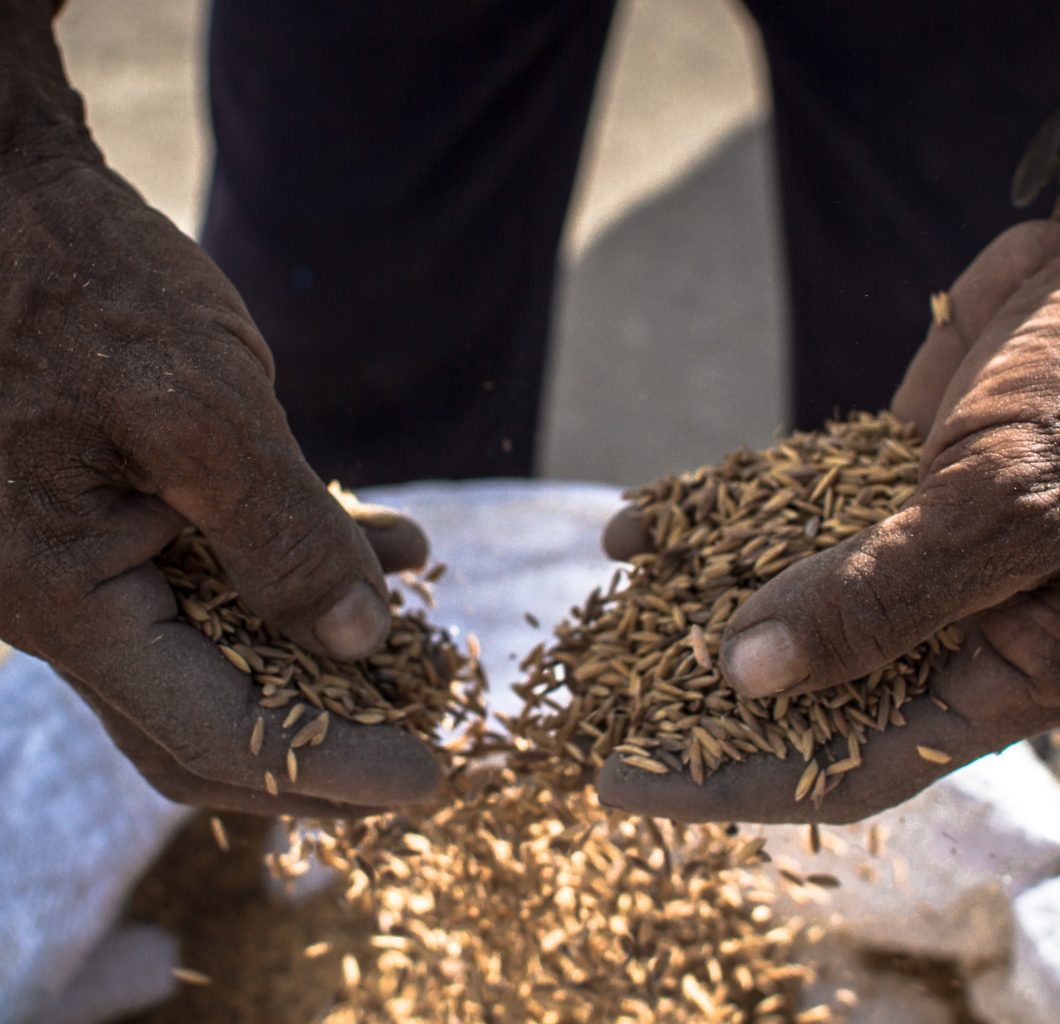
[922,423,1060,585]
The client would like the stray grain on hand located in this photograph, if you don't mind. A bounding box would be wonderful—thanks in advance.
[916,745,953,765]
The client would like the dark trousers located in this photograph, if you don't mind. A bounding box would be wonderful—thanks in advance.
[202,1,1060,486]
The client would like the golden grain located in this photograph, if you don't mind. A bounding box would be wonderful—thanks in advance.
[209,815,229,853]
[219,645,251,674]
[916,745,953,765]
[930,290,952,326]
[249,716,265,757]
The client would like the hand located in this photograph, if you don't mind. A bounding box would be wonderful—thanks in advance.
[0,126,438,817]
[599,217,1060,823]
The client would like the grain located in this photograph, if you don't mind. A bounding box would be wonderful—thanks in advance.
[249,717,264,757]
[209,816,229,853]
[916,745,953,765]
[219,645,251,673]
[795,761,820,803]
[516,412,960,806]
[930,290,952,326]
[341,954,361,989]
[171,967,212,986]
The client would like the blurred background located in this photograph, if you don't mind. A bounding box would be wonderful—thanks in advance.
[55,0,787,488]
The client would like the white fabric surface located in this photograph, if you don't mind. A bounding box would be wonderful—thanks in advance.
[0,652,188,1023]
[36,926,180,1024]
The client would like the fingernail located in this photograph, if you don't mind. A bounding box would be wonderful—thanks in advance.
[313,581,390,661]
[721,620,810,698]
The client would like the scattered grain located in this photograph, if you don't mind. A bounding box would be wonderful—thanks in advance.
[930,290,952,326]
[209,816,229,853]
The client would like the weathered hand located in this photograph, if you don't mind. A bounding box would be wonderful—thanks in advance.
[600,218,1060,822]
[0,62,438,816]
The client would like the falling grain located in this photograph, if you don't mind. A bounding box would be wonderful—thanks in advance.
[172,967,212,986]
[930,290,952,326]
[209,815,229,853]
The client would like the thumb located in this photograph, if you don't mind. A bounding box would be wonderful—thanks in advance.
[718,471,1045,698]
[134,350,391,662]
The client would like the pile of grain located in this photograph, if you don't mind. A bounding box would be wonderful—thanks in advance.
[514,411,961,805]
[284,770,831,1024]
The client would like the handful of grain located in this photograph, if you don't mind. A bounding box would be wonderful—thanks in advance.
[156,486,486,788]
[515,411,961,806]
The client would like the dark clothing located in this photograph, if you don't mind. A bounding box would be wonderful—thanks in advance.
[202,1,616,485]
[743,2,1060,427]
[202,2,1060,484]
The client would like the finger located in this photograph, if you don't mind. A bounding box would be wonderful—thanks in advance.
[347,504,430,574]
[49,563,441,808]
[602,506,653,561]
[64,673,384,819]
[718,428,1059,700]
[599,622,1058,824]
[893,219,1060,431]
[126,339,392,661]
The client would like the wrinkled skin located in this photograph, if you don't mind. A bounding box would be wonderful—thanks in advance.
[0,53,439,816]
[600,218,1060,823]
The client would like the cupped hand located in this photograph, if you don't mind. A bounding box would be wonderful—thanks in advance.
[600,218,1060,822]
[0,147,438,817]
